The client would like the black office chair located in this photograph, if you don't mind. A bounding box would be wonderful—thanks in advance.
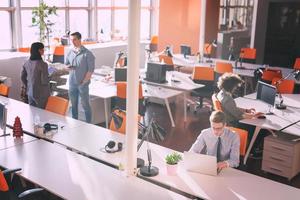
[0,168,44,200]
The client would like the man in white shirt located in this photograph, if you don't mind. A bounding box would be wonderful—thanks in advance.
[189,111,240,170]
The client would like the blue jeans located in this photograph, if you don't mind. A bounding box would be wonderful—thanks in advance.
[69,83,92,123]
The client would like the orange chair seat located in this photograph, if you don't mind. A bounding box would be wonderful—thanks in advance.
[45,96,69,115]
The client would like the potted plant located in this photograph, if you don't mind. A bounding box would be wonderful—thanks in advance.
[32,3,58,47]
[165,152,182,176]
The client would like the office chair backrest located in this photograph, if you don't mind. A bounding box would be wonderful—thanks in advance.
[272,77,295,94]
[53,46,65,63]
[240,48,256,60]
[228,126,248,156]
[109,110,141,135]
[18,47,30,53]
[0,84,9,97]
[192,66,214,81]
[204,43,212,55]
[214,62,233,74]
[159,55,173,65]
[150,35,158,44]
[294,58,300,70]
[116,82,143,99]
[109,109,126,134]
[212,93,222,111]
[261,69,282,83]
[0,171,9,193]
[45,96,69,115]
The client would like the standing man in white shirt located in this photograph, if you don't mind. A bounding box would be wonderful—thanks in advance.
[190,111,240,170]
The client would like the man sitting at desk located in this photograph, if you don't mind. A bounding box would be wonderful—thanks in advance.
[189,111,240,170]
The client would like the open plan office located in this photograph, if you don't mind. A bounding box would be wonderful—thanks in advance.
[1,0,300,200]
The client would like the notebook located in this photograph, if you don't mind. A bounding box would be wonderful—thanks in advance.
[183,151,218,176]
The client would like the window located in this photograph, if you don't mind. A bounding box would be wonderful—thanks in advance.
[141,9,150,39]
[21,10,39,47]
[69,0,89,7]
[98,0,112,7]
[70,10,89,39]
[0,1,9,7]
[0,11,11,50]
[48,10,66,38]
[20,0,39,7]
[43,0,65,7]
[98,10,112,41]
[114,9,128,39]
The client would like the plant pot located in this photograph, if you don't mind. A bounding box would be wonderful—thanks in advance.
[166,163,178,176]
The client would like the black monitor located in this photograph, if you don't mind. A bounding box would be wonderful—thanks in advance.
[61,37,69,46]
[115,67,127,82]
[256,81,276,106]
[180,45,191,58]
[145,62,167,83]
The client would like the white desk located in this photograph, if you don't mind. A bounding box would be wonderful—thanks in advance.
[0,96,87,136]
[235,94,300,164]
[142,71,204,122]
[0,133,37,150]
[59,75,182,127]
[0,140,189,200]
[138,143,300,200]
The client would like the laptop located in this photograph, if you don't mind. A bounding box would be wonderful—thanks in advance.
[183,151,218,176]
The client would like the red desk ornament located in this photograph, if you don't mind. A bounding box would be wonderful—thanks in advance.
[13,116,23,138]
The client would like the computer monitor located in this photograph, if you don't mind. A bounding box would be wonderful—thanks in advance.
[145,62,167,83]
[180,45,191,58]
[61,37,69,46]
[0,103,7,136]
[115,67,127,82]
[256,81,276,106]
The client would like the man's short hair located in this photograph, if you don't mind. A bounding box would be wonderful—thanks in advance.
[209,111,226,124]
[217,73,243,92]
[70,32,82,40]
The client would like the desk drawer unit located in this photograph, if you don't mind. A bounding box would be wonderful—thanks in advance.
[262,135,300,180]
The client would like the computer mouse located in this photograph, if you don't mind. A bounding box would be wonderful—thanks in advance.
[257,115,266,119]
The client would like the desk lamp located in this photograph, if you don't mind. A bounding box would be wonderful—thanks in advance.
[274,69,300,109]
[205,39,217,63]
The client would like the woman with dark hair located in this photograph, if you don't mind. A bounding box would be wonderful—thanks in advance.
[21,42,50,108]
[216,73,263,126]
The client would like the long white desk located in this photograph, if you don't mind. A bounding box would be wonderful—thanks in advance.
[59,75,183,127]
[0,133,37,150]
[0,140,189,200]
[235,93,300,164]
[2,96,300,199]
[0,96,87,136]
[142,71,204,122]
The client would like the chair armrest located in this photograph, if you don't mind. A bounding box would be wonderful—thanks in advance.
[18,188,44,199]
[3,168,22,175]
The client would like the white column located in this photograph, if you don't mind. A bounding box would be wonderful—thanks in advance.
[199,0,206,56]
[250,0,258,48]
[125,0,141,176]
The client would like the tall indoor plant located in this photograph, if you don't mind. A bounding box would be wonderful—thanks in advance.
[32,2,57,46]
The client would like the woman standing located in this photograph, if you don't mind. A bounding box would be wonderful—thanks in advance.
[21,42,50,108]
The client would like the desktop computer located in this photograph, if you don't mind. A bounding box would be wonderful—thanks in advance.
[145,62,167,83]
[180,45,191,58]
[115,67,127,82]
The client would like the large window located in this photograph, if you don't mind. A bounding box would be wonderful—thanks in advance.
[1,0,154,50]
[0,11,12,49]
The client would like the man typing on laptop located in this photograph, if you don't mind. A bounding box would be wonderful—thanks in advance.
[189,111,240,171]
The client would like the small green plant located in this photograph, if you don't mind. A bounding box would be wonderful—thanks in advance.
[165,152,182,165]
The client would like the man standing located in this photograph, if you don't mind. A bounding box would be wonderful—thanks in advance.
[65,32,95,123]
[189,111,240,171]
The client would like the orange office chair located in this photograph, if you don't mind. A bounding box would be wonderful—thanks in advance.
[149,35,158,52]
[240,48,256,63]
[0,84,9,97]
[115,82,145,116]
[159,55,174,71]
[211,93,222,111]
[17,47,30,53]
[293,58,300,70]
[190,67,215,111]
[214,62,233,82]
[52,45,64,63]
[261,69,282,84]
[272,77,295,94]
[109,109,141,135]
[204,43,212,56]
[45,96,69,115]
[228,126,248,156]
